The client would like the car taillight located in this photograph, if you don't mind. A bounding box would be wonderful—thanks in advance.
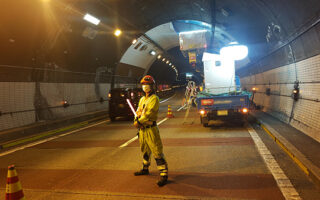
[242,108,248,113]
[201,99,214,105]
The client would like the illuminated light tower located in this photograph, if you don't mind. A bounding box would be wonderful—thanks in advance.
[220,42,248,60]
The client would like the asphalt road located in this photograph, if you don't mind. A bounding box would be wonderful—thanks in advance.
[0,91,319,199]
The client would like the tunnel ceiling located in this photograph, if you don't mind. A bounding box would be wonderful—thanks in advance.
[1,0,320,83]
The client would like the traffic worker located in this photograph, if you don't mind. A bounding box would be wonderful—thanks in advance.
[133,75,168,187]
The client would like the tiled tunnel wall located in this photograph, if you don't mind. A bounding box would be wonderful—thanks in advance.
[240,54,320,143]
[0,66,139,131]
[239,22,320,143]
[0,82,111,131]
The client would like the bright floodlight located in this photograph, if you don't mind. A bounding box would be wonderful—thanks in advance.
[220,44,248,60]
[114,29,122,37]
[83,13,100,25]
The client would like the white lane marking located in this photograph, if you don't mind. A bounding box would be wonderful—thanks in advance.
[119,136,138,148]
[119,117,169,149]
[157,117,168,125]
[177,104,186,112]
[160,94,176,104]
[247,125,301,200]
[0,120,108,157]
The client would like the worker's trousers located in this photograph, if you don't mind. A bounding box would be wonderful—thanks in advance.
[139,126,168,177]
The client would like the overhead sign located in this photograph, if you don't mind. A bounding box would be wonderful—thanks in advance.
[188,51,196,64]
[179,30,208,51]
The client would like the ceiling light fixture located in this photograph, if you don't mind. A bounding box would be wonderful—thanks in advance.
[150,50,156,56]
[132,39,137,45]
[114,29,122,37]
[83,13,100,25]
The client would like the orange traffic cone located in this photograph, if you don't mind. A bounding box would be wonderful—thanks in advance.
[6,165,25,200]
[167,105,174,118]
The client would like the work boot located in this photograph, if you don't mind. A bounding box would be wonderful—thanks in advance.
[157,176,168,187]
[134,169,149,176]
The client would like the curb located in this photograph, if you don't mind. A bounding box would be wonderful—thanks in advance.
[251,115,320,188]
[0,115,107,150]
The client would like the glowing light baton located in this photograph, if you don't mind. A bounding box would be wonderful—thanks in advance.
[126,99,137,117]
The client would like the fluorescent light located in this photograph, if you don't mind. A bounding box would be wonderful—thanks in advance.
[150,50,156,55]
[114,29,122,37]
[132,39,137,44]
[179,30,208,35]
[83,13,100,25]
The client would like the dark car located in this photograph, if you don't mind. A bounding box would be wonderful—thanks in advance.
[108,88,143,121]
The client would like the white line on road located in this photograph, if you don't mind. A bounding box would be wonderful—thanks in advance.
[119,136,138,148]
[247,125,301,200]
[157,117,168,125]
[159,94,176,104]
[0,120,108,157]
[119,117,168,149]
[177,104,186,111]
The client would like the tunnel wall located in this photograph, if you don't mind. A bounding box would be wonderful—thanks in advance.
[0,82,110,131]
[0,65,140,132]
[239,22,320,143]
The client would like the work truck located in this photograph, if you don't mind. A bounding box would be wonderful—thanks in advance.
[196,52,251,127]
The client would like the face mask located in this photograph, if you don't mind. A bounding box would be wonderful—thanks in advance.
[142,85,151,93]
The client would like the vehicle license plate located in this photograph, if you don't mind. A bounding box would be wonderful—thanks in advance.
[217,110,228,116]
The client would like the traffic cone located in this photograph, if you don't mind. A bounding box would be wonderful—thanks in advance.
[6,165,25,200]
[167,105,174,118]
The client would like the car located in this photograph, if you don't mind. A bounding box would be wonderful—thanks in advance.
[108,88,143,121]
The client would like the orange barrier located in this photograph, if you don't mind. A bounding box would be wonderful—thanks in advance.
[6,165,25,200]
[167,105,174,118]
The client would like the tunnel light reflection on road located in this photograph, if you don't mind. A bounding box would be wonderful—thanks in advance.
[83,13,100,25]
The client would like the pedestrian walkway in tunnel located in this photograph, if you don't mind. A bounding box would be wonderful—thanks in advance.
[0,91,319,199]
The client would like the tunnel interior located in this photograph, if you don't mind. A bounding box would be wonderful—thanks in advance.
[1,0,320,143]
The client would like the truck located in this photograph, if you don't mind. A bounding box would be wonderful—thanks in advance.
[196,52,252,127]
